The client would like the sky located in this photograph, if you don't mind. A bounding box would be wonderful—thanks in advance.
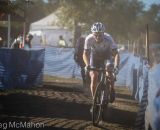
[139,0,160,10]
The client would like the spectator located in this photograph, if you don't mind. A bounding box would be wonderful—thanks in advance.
[74,37,87,87]
[58,35,67,48]
[24,33,33,49]
[0,36,3,48]
[11,35,23,49]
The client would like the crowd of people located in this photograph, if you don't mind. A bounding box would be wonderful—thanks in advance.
[11,33,33,49]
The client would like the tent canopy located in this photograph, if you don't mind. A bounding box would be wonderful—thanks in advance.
[29,12,73,47]
[30,12,60,30]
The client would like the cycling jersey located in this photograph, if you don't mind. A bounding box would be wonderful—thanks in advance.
[104,33,117,50]
[84,33,116,68]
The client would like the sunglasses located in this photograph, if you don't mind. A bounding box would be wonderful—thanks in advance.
[93,33,103,38]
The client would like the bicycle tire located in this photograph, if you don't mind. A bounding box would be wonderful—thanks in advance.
[101,81,110,121]
[92,82,105,125]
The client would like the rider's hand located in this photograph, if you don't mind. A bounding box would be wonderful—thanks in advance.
[114,66,119,75]
[85,65,90,71]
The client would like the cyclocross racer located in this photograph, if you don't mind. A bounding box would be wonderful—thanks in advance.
[83,22,119,103]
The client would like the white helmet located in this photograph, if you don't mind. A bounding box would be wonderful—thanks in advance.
[91,22,105,33]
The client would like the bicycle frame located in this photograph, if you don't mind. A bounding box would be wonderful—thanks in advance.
[90,67,114,126]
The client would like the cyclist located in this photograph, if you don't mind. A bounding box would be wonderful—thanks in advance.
[74,37,86,86]
[83,22,119,103]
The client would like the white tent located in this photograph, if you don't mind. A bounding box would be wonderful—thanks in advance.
[29,13,73,47]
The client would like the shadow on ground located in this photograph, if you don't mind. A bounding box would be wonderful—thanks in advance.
[0,84,138,129]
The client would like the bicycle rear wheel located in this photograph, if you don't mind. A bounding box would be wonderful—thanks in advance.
[92,82,104,126]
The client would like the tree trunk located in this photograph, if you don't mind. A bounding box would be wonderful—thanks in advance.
[73,19,81,47]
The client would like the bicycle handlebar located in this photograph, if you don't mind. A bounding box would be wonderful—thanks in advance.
[88,67,106,71]
[87,67,118,75]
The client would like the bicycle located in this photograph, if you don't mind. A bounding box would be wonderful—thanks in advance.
[88,64,116,126]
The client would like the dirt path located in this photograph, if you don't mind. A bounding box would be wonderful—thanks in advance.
[0,83,139,130]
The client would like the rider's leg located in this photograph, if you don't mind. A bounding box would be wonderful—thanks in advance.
[106,71,116,103]
[81,67,86,86]
[110,81,115,91]
[90,71,98,99]
[114,53,120,68]
[110,80,115,103]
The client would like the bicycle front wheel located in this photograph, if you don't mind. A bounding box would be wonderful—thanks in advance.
[92,82,104,126]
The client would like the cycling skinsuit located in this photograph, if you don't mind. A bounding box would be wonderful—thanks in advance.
[84,33,117,68]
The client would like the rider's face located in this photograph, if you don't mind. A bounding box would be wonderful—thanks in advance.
[93,32,104,43]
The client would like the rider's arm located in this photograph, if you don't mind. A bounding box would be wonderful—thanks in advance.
[83,49,90,66]
[83,36,90,66]
[108,34,120,68]
[114,50,120,68]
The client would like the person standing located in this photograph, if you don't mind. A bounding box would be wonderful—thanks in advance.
[24,34,33,49]
[58,35,67,48]
[11,34,23,49]
[0,36,3,48]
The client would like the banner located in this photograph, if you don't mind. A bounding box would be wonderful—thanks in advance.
[0,48,45,88]
[44,47,78,78]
